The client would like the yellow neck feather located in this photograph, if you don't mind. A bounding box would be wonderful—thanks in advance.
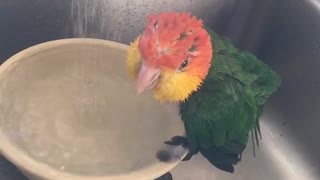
[126,37,142,79]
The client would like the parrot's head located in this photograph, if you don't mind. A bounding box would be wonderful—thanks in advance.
[126,12,213,102]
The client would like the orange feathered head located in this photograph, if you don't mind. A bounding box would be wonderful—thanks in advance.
[126,12,213,102]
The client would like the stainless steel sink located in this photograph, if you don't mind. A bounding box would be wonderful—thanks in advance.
[0,0,319,179]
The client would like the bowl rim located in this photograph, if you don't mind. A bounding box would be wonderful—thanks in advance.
[0,38,186,180]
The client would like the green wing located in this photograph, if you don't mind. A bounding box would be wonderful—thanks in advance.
[180,50,258,153]
[179,26,281,171]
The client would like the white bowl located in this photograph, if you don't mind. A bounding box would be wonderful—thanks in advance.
[0,38,187,180]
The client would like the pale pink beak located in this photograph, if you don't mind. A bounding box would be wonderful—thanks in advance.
[137,62,160,95]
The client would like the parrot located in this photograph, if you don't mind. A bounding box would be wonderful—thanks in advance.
[126,12,281,173]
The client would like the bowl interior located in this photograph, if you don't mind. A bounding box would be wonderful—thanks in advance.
[0,39,185,178]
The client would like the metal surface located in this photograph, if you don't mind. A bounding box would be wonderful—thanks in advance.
[0,0,319,179]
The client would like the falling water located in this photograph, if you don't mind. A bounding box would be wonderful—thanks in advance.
[70,0,118,41]
[68,0,224,44]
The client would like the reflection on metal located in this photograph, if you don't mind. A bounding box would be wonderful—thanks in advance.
[0,0,319,179]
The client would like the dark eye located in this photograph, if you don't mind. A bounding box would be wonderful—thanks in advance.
[179,59,189,70]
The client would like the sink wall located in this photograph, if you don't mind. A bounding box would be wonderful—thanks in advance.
[0,0,319,179]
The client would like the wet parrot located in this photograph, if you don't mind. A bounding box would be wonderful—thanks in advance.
[126,12,281,173]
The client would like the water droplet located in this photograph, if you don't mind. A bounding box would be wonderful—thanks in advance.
[129,25,134,28]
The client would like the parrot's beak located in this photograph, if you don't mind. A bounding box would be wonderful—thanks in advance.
[137,62,160,95]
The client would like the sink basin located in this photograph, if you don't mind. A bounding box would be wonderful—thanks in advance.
[0,38,186,180]
[0,0,320,180]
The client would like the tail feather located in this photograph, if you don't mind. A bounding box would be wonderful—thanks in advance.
[199,146,242,173]
[156,142,242,173]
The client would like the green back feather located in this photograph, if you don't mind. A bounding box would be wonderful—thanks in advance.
[179,26,281,171]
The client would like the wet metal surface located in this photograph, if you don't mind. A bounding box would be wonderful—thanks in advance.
[0,0,319,179]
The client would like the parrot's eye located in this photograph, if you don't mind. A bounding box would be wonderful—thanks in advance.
[179,59,189,71]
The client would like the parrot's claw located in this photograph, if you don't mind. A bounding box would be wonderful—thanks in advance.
[182,152,193,161]
[164,140,178,146]
[164,136,188,147]
[154,172,173,180]
[163,136,194,162]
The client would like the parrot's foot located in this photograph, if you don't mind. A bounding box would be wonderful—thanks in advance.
[181,152,193,161]
[159,136,194,162]
[154,172,173,180]
[164,136,188,147]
